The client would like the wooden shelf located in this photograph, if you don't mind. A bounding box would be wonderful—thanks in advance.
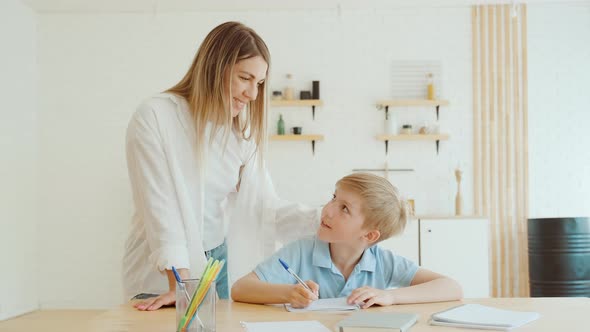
[377,134,450,141]
[376,99,449,121]
[270,99,323,107]
[377,99,449,108]
[376,134,450,155]
[270,134,324,155]
[270,99,323,120]
[415,215,487,220]
[270,134,324,141]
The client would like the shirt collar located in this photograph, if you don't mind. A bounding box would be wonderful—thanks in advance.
[312,237,377,272]
[157,92,193,136]
[357,245,377,272]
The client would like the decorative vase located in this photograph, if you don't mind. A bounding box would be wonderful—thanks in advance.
[277,114,285,135]
[455,168,463,216]
[385,112,398,135]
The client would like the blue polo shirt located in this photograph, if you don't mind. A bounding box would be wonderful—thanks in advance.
[253,236,419,299]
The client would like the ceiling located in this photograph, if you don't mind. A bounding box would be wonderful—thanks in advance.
[21,0,589,13]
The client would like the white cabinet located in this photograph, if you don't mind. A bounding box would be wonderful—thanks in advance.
[380,218,420,263]
[380,217,490,298]
[419,218,490,298]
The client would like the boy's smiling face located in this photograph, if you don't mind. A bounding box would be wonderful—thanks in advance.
[317,186,367,243]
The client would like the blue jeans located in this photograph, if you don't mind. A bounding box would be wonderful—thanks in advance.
[204,240,229,299]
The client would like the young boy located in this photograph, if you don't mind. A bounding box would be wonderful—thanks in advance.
[231,173,463,308]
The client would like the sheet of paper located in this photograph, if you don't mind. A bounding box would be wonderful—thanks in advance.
[432,304,540,328]
[285,297,360,312]
[241,320,332,332]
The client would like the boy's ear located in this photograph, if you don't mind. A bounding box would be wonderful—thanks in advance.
[364,230,381,244]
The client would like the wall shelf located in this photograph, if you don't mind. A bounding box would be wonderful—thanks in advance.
[270,99,323,120]
[271,100,323,107]
[377,99,450,107]
[376,134,450,154]
[377,134,450,141]
[415,215,487,220]
[270,134,324,155]
[271,134,324,141]
[352,168,415,172]
[376,99,449,120]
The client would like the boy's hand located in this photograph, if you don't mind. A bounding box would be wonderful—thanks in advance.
[286,280,320,308]
[347,286,393,309]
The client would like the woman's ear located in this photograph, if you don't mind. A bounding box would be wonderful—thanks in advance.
[363,230,381,244]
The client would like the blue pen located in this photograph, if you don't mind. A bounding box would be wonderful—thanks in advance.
[171,266,191,302]
[172,266,204,328]
[278,258,314,293]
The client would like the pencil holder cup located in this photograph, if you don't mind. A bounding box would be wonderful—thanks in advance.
[176,279,216,332]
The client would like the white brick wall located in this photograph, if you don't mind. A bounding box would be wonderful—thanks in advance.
[36,8,472,308]
[24,3,590,308]
[528,3,590,218]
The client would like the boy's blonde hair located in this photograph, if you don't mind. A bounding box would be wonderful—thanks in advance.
[336,173,411,242]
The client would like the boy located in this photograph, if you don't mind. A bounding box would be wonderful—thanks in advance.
[231,173,463,308]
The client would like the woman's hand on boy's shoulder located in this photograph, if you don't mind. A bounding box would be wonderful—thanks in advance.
[347,286,393,309]
[285,280,319,308]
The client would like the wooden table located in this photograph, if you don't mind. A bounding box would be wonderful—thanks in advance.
[0,310,103,332]
[2,298,588,331]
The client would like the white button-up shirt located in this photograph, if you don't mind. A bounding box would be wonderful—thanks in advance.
[123,93,319,299]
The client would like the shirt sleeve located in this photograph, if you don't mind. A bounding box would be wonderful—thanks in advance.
[381,248,419,288]
[274,201,321,244]
[253,239,304,284]
[241,138,321,244]
[126,102,190,271]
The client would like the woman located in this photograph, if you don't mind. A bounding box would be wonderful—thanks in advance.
[123,21,318,310]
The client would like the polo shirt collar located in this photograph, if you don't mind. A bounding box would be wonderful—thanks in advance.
[357,245,377,272]
[312,237,377,272]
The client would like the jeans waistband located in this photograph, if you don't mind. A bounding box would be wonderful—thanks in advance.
[204,239,226,257]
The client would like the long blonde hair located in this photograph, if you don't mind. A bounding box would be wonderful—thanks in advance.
[337,173,411,243]
[167,21,270,158]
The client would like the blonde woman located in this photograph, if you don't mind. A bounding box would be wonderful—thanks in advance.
[123,21,318,310]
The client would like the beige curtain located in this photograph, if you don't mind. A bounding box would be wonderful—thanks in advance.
[472,4,529,297]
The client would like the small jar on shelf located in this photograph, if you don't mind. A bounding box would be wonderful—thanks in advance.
[426,73,435,100]
[401,124,413,135]
[283,74,294,100]
[272,90,283,101]
[419,121,429,135]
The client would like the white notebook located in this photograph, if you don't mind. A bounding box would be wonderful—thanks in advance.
[241,320,332,332]
[285,297,360,312]
[430,304,540,331]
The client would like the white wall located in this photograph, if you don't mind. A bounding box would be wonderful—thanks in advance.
[528,3,590,218]
[31,3,590,309]
[36,8,472,308]
[0,0,38,320]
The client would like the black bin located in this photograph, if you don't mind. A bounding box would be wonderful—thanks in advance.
[528,217,590,297]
